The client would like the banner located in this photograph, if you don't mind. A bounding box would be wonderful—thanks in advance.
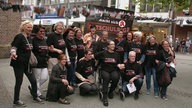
[84,5,134,39]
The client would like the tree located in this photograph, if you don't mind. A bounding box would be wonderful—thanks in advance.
[133,0,191,13]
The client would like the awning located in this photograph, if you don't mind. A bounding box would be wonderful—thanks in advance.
[33,14,86,26]
[176,16,192,26]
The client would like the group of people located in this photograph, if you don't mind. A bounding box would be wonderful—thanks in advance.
[174,37,191,54]
[10,20,177,107]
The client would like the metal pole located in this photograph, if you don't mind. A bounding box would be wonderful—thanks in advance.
[66,0,70,28]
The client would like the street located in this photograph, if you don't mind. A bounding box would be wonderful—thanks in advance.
[0,53,192,108]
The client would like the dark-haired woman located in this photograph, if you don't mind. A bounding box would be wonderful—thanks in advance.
[156,40,176,100]
[95,40,124,106]
[46,54,74,104]
[31,26,49,99]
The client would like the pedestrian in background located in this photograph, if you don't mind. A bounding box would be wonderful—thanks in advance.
[10,20,43,107]
[185,37,191,54]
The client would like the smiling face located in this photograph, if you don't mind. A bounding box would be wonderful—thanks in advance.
[23,23,33,35]
[68,30,75,39]
[37,28,45,38]
[76,30,82,39]
[59,55,67,66]
[108,41,115,51]
[55,23,64,34]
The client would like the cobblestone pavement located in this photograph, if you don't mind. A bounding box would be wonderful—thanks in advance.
[0,53,192,108]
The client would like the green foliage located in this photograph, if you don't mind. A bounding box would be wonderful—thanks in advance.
[132,0,191,11]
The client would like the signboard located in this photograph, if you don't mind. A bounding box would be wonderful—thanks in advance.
[84,5,134,39]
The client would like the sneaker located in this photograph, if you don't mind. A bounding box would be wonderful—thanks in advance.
[134,94,139,100]
[13,100,27,107]
[154,93,159,98]
[33,97,44,104]
[108,92,114,99]
[161,96,168,100]
[103,98,108,106]
[146,91,150,95]
[39,95,46,100]
[58,98,70,105]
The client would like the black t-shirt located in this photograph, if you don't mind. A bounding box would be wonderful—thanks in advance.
[76,59,95,83]
[128,42,144,61]
[95,50,121,72]
[94,40,108,54]
[32,37,49,68]
[114,38,126,63]
[65,38,77,59]
[46,32,66,58]
[74,38,85,60]
[144,43,159,67]
[122,62,142,82]
[10,33,31,66]
[157,49,175,63]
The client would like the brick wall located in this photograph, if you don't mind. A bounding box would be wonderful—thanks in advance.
[0,8,22,58]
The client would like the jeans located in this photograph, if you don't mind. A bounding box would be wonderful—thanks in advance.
[67,58,76,85]
[32,68,49,96]
[122,78,143,95]
[145,66,159,95]
[13,64,38,102]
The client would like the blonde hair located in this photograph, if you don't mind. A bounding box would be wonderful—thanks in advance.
[19,20,33,32]
[54,21,64,31]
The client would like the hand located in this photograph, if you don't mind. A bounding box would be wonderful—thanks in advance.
[117,64,125,70]
[137,61,142,64]
[155,60,159,64]
[57,49,63,54]
[83,79,90,82]
[10,53,17,60]
[67,61,71,66]
[166,63,171,67]
[67,85,73,91]
[62,79,69,85]
[129,77,136,84]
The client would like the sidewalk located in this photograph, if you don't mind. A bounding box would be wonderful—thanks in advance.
[0,54,192,108]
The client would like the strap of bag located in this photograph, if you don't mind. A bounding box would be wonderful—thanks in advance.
[23,35,32,51]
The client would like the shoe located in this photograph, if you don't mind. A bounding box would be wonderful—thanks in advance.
[33,97,44,104]
[13,100,27,107]
[39,95,46,100]
[134,94,139,100]
[146,90,150,95]
[154,93,159,98]
[103,99,108,106]
[28,86,33,97]
[161,96,168,100]
[58,98,70,105]
[108,92,114,99]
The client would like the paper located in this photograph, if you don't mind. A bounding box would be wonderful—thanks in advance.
[170,62,176,68]
[126,83,136,94]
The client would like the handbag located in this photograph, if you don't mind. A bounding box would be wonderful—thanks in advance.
[29,51,38,67]
[24,36,38,67]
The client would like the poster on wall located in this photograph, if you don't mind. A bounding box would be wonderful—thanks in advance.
[84,5,134,39]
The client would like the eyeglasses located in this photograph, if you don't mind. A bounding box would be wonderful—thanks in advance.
[39,31,45,33]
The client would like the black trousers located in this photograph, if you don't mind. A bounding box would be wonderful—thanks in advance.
[79,83,97,95]
[57,83,73,99]
[101,70,120,97]
[13,65,37,102]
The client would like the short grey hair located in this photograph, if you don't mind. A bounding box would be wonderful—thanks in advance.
[133,31,142,38]
[54,21,64,31]
[129,51,136,57]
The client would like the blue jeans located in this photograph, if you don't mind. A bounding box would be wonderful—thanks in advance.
[67,58,76,85]
[122,78,143,95]
[145,66,158,95]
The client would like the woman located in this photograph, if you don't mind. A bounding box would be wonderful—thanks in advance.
[75,49,97,96]
[113,31,126,63]
[74,28,85,61]
[156,40,176,100]
[144,36,159,97]
[46,21,69,74]
[46,54,74,104]
[63,28,77,86]
[31,26,49,99]
[10,20,43,107]
[95,40,124,106]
